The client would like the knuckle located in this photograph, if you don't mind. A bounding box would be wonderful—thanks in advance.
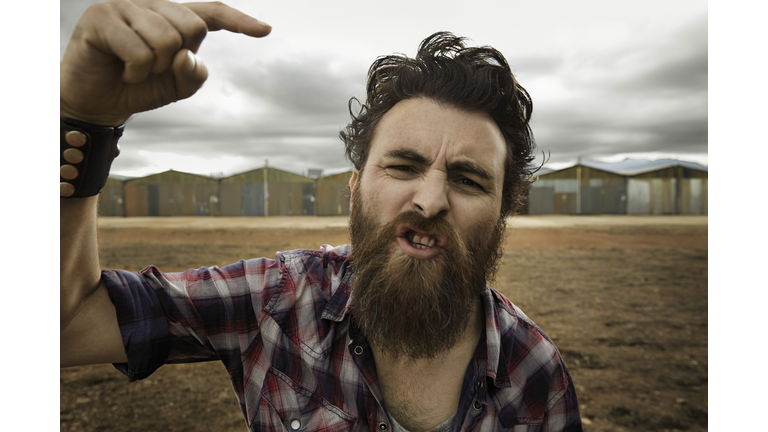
[133,47,155,65]
[190,15,209,36]
[159,30,183,52]
[84,2,113,20]
[107,0,130,9]
[170,32,184,51]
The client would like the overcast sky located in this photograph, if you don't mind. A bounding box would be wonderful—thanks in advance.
[60,0,708,178]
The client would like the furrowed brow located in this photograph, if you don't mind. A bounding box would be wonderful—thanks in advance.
[384,149,430,165]
[448,160,493,181]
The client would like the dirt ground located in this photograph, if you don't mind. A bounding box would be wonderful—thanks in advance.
[61,215,708,432]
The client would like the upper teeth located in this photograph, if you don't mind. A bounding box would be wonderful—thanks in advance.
[410,234,436,248]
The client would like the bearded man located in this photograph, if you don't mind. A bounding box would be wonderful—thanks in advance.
[60,1,583,431]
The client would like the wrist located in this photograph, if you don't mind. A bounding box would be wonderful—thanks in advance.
[60,118,125,198]
[60,99,131,127]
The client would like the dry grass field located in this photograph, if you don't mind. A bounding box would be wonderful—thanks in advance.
[61,215,708,432]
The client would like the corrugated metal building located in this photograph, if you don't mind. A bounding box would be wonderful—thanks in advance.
[125,170,220,217]
[316,171,353,216]
[219,166,315,216]
[98,176,129,217]
[621,162,708,215]
[528,159,707,215]
[529,165,627,214]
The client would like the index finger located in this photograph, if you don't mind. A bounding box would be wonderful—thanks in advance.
[182,1,272,37]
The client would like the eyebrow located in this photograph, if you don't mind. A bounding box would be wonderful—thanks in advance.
[384,148,493,181]
[384,148,429,165]
[448,160,493,181]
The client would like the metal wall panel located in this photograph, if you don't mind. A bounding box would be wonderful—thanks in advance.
[580,186,599,214]
[554,179,579,194]
[680,180,691,214]
[606,184,628,214]
[554,193,577,214]
[270,183,305,216]
[180,185,193,216]
[243,182,266,216]
[627,180,650,214]
[125,182,136,216]
[193,184,219,216]
[268,183,290,216]
[650,179,663,214]
[302,183,315,215]
[220,182,241,216]
[647,178,676,214]
[136,184,149,216]
[158,184,171,216]
[148,184,161,216]
[98,180,125,216]
[527,187,554,214]
[316,181,351,215]
[690,179,702,215]
[579,185,626,215]
[533,179,555,189]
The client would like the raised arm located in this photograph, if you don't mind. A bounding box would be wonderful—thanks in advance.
[60,0,271,367]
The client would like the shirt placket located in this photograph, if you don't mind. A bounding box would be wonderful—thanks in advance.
[455,350,490,431]
[348,321,392,432]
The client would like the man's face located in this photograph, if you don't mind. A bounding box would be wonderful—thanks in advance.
[348,97,508,359]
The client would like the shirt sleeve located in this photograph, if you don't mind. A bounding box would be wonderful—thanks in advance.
[539,365,584,432]
[102,256,283,381]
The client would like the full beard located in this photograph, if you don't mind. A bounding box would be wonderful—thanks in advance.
[349,184,506,360]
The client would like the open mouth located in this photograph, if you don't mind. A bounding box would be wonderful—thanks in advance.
[407,231,437,249]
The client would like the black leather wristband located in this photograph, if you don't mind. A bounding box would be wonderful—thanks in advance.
[60,118,124,198]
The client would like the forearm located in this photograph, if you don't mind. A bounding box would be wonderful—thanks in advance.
[60,195,102,330]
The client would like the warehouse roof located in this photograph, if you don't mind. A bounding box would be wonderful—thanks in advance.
[581,158,708,176]
[532,158,707,177]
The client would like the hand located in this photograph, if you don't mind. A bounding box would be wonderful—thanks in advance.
[60,0,271,126]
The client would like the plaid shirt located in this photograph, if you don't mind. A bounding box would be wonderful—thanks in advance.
[103,244,582,432]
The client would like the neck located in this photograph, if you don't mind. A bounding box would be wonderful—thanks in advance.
[371,296,484,432]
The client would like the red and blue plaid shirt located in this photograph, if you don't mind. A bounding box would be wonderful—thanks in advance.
[103,244,583,431]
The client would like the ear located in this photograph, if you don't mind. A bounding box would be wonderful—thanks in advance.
[348,169,360,210]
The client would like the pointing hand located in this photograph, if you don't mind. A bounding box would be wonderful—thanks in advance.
[60,0,271,126]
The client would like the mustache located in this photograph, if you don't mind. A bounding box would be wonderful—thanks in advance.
[381,211,465,250]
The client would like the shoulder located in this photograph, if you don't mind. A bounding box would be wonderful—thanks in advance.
[488,289,574,422]
[275,244,351,289]
[266,244,353,316]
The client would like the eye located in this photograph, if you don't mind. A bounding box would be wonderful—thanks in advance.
[388,165,415,173]
[457,177,484,190]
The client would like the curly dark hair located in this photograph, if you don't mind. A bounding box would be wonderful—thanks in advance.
[340,31,536,218]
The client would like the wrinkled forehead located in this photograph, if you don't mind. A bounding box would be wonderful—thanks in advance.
[367,98,507,177]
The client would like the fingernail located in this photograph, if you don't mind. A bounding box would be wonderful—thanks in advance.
[186,50,197,71]
[258,20,272,34]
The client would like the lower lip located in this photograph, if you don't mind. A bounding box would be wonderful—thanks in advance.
[396,236,444,259]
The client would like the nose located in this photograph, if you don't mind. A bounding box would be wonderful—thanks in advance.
[411,174,450,219]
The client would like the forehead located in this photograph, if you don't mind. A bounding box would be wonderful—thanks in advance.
[368,98,507,176]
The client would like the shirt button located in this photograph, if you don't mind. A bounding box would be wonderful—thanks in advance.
[473,400,482,411]
[354,345,364,355]
[379,422,388,430]
[290,419,301,430]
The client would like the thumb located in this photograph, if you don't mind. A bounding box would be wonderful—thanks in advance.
[172,49,209,101]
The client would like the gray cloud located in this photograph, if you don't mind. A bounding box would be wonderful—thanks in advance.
[225,58,366,117]
[610,17,707,96]
[512,54,565,79]
[530,14,707,167]
[108,54,368,176]
[63,0,708,176]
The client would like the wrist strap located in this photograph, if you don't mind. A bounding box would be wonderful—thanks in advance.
[60,118,124,198]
